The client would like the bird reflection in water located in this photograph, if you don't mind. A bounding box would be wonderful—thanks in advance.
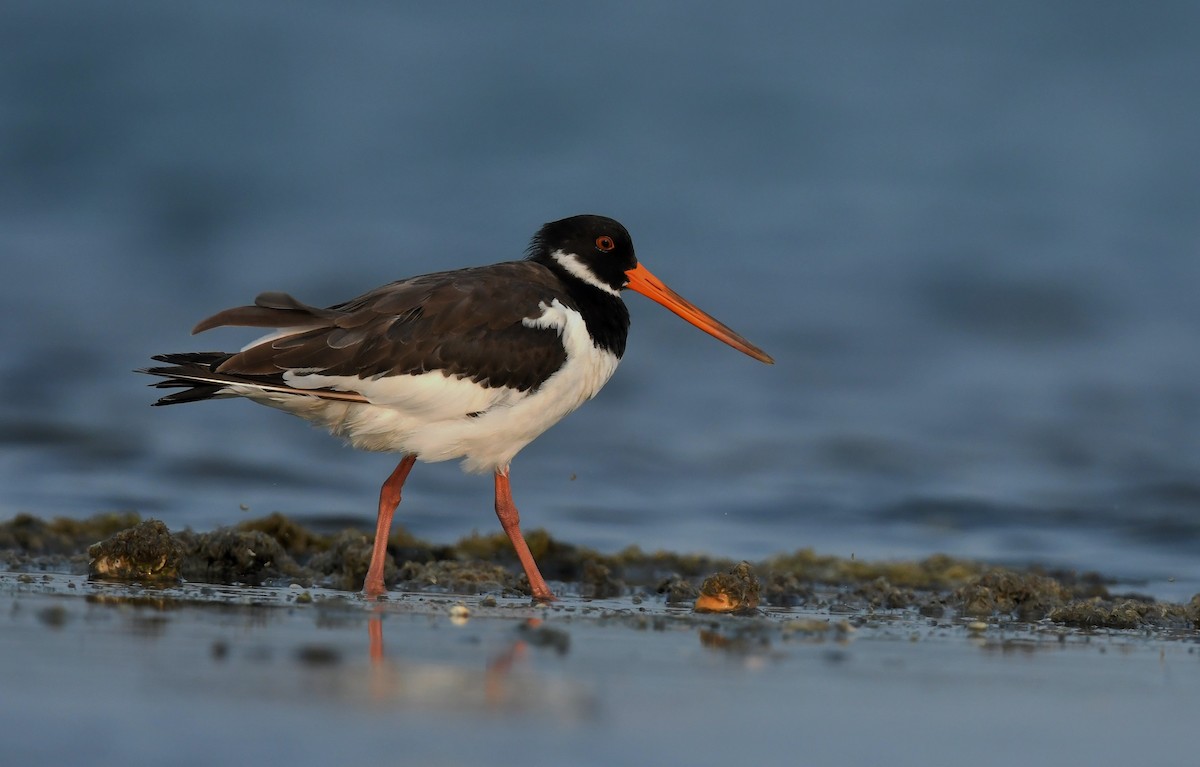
[364,605,575,712]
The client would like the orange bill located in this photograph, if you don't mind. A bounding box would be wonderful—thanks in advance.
[625,263,774,364]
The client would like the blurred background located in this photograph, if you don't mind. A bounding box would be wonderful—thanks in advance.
[2,1,1198,595]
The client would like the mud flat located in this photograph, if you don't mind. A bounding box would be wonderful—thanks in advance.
[2,513,1198,767]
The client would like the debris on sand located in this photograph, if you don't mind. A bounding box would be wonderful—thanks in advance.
[694,561,760,614]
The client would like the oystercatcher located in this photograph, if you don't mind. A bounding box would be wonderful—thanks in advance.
[143,215,772,600]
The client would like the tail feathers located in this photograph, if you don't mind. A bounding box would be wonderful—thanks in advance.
[139,352,239,406]
[146,380,231,406]
[149,351,233,369]
[139,351,368,406]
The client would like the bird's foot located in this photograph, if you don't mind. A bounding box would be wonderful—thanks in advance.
[362,577,388,600]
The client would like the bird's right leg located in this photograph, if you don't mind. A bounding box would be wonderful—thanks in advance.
[493,469,555,602]
[363,454,417,598]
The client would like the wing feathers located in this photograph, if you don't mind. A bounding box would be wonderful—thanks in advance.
[167,261,573,398]
[191,291,336,334]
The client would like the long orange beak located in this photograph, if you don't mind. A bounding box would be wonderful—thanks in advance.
[624,263,774,364]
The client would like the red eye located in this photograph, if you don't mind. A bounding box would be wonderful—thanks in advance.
[595,235,615,251]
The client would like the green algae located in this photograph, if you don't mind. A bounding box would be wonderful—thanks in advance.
[579,559,624,599]
[657,575,700,604]
[955,570,1074,620]
[0,511,142,556]
[236,513,330,557]
[306,529,382,591]
[1049,595,1200,630]
[2,512,1198,632]
[397,559,517,594]
[765,549,984,590]
[176,528,308,586]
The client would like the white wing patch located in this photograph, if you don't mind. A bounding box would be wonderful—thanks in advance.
[282,368,521,417]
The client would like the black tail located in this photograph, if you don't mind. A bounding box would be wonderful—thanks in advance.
[139,352,237,406]
[139,351,368,406]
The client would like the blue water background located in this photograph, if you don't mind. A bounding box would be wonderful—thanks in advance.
[2,1,1198,595]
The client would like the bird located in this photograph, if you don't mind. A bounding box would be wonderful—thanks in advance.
[142,214,773,601]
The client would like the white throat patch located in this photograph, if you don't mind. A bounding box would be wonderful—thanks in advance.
[549,249,622,296]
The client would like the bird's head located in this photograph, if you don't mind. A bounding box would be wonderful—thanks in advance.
[529,214,774,364]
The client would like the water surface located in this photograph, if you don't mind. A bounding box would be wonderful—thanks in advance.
[2,2,1199,594]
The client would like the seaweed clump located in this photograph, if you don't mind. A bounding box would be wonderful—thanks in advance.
[176,528,307,586]
[88,519,183,583]
[1048,595,1200,630]
[695,561,760,614]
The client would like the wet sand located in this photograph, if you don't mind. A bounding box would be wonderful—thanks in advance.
[2,515,1198,766]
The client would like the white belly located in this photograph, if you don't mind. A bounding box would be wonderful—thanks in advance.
[231,299,620,474]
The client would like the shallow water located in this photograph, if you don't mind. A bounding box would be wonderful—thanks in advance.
[2,575,1197,767]
[3,2,1200,595]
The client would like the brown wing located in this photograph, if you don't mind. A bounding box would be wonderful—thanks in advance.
[197,261,574,392]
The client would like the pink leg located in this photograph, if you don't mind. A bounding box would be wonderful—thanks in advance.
[494,469,555,601]
[363,454,417,597]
